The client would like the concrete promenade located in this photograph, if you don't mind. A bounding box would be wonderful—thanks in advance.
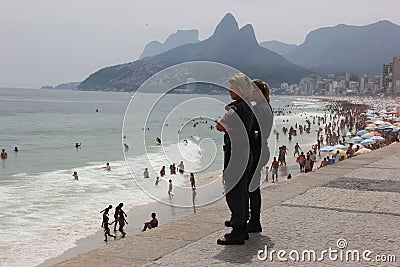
[55,143,400,266]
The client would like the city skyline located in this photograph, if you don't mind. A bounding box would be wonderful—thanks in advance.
[1,0,399,88]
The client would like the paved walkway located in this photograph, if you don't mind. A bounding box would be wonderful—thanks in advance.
[55,144,400,266]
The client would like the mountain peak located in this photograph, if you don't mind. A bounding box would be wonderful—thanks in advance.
[212,13,239,38]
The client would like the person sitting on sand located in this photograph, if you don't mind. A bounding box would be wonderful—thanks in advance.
[319,157,329,168]
[142,212,158,231]
[102,162,111,171]
[72,171,79,180]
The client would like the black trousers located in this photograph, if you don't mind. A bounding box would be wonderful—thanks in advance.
[245,143,269,223]
[224,147,247,227]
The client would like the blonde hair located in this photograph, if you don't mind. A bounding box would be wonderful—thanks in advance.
[252,79,270,103]
[229,73,256,100]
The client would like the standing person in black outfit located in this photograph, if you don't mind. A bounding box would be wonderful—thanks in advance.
[245,79,273,233]
[216,73,255,245]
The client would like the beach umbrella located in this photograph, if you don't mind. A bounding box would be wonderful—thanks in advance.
[369,131,381,136]
[373,120,385,125]
[357,130,367,136]
[392,128,399,133]
[333,144,348,150]
[354,148,372,156]
[360,139,376,145]
[386,110,398,115]
[351,137,362,143]
[371,136,385,141]
[320,146,334,152]
[346,132,355,137]
[361,133,373,139]
[365,126,375,131]
[329,149,346,157]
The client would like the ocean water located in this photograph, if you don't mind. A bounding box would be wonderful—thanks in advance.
[0,88,327,266]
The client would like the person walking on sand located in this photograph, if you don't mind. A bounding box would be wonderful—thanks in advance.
[118,209,128,237]
[190,173,196,188]
[168,179,174,199]
[293,142,302,157]
[72,171,79,180]
[270,157,279,182]
[113,203,127,232]
[100,205,112,227]
[103,212,116,242]
[297,152,306,173]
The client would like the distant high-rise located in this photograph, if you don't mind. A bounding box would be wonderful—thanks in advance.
[383,56,400,94]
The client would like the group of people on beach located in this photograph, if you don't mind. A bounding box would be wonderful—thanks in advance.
[144,159,196,199]
[100,203,128,241]
[100,203,159,241]
[268,97,400,181]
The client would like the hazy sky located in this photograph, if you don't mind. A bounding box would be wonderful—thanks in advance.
[1,0,399,88]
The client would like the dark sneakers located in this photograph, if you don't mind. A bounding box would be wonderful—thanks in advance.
[217,226,246,245]
[247,221,262,233]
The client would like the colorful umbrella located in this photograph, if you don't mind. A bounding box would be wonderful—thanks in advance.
[357,130,367,136]
[333,144,348,150]
[360,139,376,145]
[371,136,385,141]
[361,133,373,139]
[329,149,346,157]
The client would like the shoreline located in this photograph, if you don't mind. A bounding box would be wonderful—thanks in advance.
[40,98,329,266]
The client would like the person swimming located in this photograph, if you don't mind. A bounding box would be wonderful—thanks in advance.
[75,143,81,148]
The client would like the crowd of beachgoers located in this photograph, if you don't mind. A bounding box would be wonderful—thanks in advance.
[267,96,400,180]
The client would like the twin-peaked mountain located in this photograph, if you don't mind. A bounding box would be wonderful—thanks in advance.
[78,13,310,92]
